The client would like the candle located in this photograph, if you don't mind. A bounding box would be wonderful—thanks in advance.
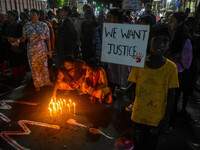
[49,99,53,108]
[61,101,63,108]
[63,99,66,107]
[73,103,76,114]
[69,99,71,106]
[49,108,53,117]
[60,107,62,114]
[52,102,55,114]
[67,104,70,112]
[53,105,57,115]
[56,103,59,110]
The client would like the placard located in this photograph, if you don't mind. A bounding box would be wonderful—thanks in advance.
[101,23,149,67]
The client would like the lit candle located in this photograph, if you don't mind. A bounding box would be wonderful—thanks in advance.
[49,108,53,117]
[60,107,62,114]
[49,99,53,108]
[69,99,72,106]
[67,104,70,112]
[52,102,55,114]
[56,103,59,110]
[53,105,57,115]
[73,103,76,114]
[61,101,63,108]
[63,99,66,107]
[58,101,61,109]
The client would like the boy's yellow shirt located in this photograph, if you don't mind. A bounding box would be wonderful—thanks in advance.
[128,59,179,127]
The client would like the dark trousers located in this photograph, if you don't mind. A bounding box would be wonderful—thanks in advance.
[133,122,159,150]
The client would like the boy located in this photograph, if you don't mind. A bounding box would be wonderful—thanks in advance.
[124,23,179,150]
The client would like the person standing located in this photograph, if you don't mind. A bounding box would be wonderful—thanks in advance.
[6,11,26,82]
[57,6,79,65]
[167,12,193,127]
[124,23,179,150]
[80,9,98,61]
[15,9,52,92]
[0,13,7,76]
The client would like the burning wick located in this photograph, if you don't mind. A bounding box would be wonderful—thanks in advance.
[69,99,72,106]
[67,104,70,112]
[73,103,76,114]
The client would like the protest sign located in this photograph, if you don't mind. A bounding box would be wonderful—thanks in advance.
[101,23,149,67]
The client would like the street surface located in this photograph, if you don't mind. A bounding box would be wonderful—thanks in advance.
[0,72,200,150]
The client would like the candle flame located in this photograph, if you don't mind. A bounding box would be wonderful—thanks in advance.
[49,98,76,117]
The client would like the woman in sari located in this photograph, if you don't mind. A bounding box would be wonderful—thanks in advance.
[13,9,52,91]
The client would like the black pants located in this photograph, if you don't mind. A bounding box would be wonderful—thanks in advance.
[133,122,159,150]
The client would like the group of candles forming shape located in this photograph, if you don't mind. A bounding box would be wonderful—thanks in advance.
[48,98,76,117]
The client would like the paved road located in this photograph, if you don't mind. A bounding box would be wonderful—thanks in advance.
[0,75,200,150]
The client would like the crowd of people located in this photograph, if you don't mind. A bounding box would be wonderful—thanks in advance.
[0,3,200,149]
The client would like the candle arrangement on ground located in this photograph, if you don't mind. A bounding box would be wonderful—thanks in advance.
[48,98,76,117]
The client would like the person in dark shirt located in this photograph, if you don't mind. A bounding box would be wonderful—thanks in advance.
[80,9,98,61]
[57,6,79,65]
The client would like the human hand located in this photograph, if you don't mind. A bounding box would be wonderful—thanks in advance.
[48,51,52,59]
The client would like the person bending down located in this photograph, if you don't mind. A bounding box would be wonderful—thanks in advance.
[83,59,112,104]
[52,56,86,98]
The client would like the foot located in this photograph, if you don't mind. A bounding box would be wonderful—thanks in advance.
[125,104,133,112]
[35,87,40,92]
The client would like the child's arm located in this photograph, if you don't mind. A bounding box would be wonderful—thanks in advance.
[158,88,175,132]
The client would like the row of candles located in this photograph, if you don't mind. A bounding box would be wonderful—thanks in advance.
[48,98,76,117]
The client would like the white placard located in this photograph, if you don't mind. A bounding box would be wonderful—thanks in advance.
[123,0,141,10]
[101,23,149,68]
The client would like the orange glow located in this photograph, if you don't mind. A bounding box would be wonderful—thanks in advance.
[48,98,76,117]
[60,107,62,114]
[63,99,66,107]
[73,103,76,114]
[67,104,70,112]
[48,108,52,117]
[69,99,72,106]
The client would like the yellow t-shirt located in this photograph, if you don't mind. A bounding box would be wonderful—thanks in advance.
[128,59,179,127]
